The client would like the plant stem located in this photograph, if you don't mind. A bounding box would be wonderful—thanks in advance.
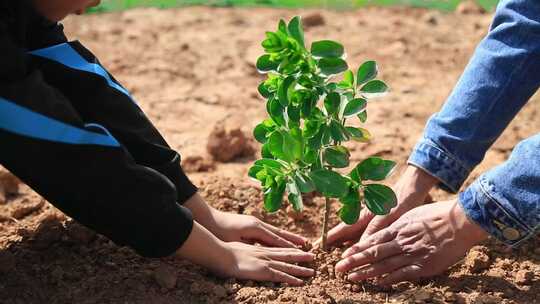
[321,196,331,252]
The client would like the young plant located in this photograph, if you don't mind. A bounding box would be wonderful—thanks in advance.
[249,16,397,251]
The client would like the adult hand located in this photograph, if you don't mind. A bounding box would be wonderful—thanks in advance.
[317,165,438,248]
[185,193,307,248]
[335,199,488,285]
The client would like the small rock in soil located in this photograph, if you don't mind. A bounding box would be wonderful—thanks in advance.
[515,269,534,285]
[0,251,15,273]
[182,155,216,173]
[212,284,227,298]
[464,246,491,273]
[456,0,486,15]
[206,125,255,162]
[32,218,64,250]
[303,12,325,28]
[0,171,20,204]
[153,265,177,290]
[413,289,432,303]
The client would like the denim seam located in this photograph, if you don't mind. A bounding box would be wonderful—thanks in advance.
[420,138,472,177]
[476,178,534,247]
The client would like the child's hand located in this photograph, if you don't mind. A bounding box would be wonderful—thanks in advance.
[220,241,315,285]
[210,210,307,247]
[176,222,315,286]
[185,194,307,248]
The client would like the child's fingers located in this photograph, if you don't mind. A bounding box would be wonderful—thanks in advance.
[268,260,315,277]
[262,268,304,286]
[262,222,308,246]
[250,226,297,248]
[264,249,315,263]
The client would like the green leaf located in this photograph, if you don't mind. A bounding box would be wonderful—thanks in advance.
[267,98,286,126]
[308,169,349,198]
[339,203,361,225]
[358,110,368,123]
[253,123,269,143]
[329,120,348,142]
[364,184,397,215]
[303,149,318,165]
[323,146,350,168]
[345,126,371,142]
[287,105,301,124]
[254,158,284,169]
[344,70,354,85]
[287,180,303,212]
[262,32,283,52]
[303,119,320,138]
[285,127,303,161]
[354,157,397,181]
[307,126,324,150]
[278,76,295,107]
[324,92,341,115]
[258,82,272,98]
[318,58,348,76]
[360,80,388,95]
[287,16,305,48]
[278,19,288,35]
[261,143,273,158]
[248,165,264,180]
[294,171,316,193]
[311,40,344,58]
[264,182,286,213]
[267,131,287,161]
[356,61,378,85]
[339,187,361,224]
[343,98,367,117]
[256,54,279,73]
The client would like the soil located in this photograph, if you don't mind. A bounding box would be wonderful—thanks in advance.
[1,5,540,304]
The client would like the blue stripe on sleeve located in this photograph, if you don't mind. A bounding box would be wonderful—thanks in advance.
[0,97,120,147]
[29,43,133,101]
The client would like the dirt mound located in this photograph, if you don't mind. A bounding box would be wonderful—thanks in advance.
[207,125,256,163]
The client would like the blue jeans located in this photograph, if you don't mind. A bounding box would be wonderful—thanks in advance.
[408,0,540,247]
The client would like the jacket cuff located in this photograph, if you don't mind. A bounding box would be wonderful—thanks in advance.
[407,139,470,193]
[458,177,535,247]
[153,153,198,204]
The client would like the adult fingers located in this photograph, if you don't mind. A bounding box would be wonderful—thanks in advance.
[342,229,395,258]
[336,239,402,273]
[261,222,308,246]
[378,264,423,285]
[269,260,315,277]
[347,254,415,282]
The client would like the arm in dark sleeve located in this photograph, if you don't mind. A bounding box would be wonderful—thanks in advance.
[28,39,198,203]
[0,28,193,258]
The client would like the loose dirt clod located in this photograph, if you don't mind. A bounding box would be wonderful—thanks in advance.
[182,155,216,173]
[154,265,177,290]
[464,246,491,273]
[303,12,325,28]
[0,170,20,204]
[515,269,534,285]
[65,221,97,244]
[11,199,44,219]
[456,0,486,15]
[206,125,255,162]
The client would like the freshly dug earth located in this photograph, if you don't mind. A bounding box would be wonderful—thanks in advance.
[1,5,539,304]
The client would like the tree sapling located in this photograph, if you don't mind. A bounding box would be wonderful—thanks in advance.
[249,16,397,251]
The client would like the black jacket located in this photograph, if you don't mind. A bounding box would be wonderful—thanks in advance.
[0,1,197,258]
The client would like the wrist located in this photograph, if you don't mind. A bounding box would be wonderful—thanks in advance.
[403,165,439,193]
[453,198,489,245]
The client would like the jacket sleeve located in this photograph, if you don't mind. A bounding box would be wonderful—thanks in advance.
[408,0,540,193]
[0,25,193,258]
